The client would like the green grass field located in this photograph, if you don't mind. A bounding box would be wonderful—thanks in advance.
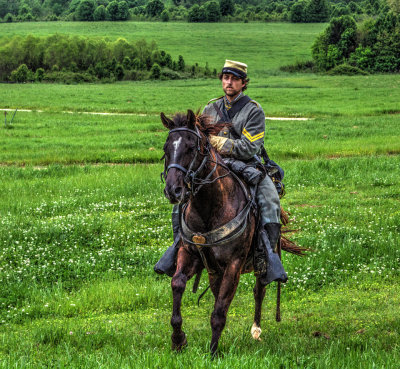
[0,21,399,368]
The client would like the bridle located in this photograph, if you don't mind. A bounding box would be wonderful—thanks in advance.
[161,126,228,197]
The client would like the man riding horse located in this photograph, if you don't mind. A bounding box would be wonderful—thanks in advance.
[155,59,287,286]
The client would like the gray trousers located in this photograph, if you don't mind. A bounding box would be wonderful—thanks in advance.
[256,175,280,225]
[171,175,280,225]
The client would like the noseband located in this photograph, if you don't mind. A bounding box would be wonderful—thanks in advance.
[161,127,219,196]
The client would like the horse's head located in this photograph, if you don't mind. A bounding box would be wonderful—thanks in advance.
[161,110,207,204]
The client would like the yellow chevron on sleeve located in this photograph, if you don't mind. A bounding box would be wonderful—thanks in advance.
[242,128,265,142]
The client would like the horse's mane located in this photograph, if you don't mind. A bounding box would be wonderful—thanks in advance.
[171,112,232,137]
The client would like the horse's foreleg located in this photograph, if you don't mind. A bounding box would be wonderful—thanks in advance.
[252,277,266,341]
[210,259,242,356]
[171,248,197,351]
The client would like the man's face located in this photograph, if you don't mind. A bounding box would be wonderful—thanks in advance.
[222,73,245,100]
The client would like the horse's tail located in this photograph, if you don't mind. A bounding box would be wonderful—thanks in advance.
[280,206,309,256]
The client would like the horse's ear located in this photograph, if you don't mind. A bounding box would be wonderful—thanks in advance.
[160,112,174,130]
[187,110,196,130]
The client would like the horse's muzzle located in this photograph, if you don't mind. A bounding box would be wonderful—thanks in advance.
[164,183,189,204]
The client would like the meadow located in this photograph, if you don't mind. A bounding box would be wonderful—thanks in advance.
[0,21,399,368]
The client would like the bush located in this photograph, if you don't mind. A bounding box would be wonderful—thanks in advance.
[160,68,182,80]
[326,63,369,75]
[46,14,59,21]
[161,10,169,22]
[115,64,125,80]
[35,68,45,82]
[280,60,316,73]
[4,13,14,23]
[24,13,34,21]
[10,64,31,83]
[43,71,96,84]
[150,63,161,79]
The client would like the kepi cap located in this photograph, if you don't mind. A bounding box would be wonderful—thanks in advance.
[221,60,247,78]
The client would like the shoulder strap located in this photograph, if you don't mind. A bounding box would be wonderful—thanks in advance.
[227,95,251,120]
[207,96,224,105]
[212,101,230,123]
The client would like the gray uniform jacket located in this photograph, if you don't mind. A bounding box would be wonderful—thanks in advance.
[202,96,266,161]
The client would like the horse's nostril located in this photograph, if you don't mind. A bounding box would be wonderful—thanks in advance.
[174,187,183,197]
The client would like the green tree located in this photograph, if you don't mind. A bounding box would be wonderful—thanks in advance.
[94,5,108,20]
[188,4,207,22]
[388,0,400,15]
[35,68,44,82]
[304,0,330,22]
[77,0,95,21]
[150,63,161,78]
[204,1,221,22]
[10,64,30,83]
[290,1,306,22]
[146,0,164,17]
[107,1,120,20]
[18,3,32,16]
[312,15,358,70]
[178,55,185,71]
[122,56,132,69]
[4,13,14,22]
[220,0,234,16]
[118,1,129,20]
[161,9,169,21]
[115,64,124,80]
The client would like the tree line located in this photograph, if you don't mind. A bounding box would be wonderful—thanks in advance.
[0,34,216,83]
[0,0,389,23]
[281,9,400,74]
[312,11,400,73]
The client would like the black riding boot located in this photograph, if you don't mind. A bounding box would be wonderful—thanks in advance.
[154,210,180,277]
[254,223,288,286]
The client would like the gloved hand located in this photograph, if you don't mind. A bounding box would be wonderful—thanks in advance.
[209,135,233,155]
[210,135,227,151]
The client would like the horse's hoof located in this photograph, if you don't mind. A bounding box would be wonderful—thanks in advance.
[211,350,224,360]
[251,323,262,341]
[172,333,187,352]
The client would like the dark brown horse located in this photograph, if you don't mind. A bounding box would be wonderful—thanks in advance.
[161,109,284,355]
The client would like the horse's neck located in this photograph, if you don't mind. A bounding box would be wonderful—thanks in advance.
[188,161,246,231]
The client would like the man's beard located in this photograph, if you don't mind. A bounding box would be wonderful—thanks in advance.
[224,87,240,97]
